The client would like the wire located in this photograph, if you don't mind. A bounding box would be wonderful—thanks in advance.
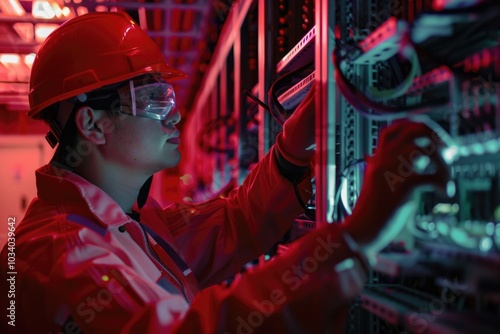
[334,2,500,120]
[366,44,422,100]
[412,6,500,66]
[333,47,449,121]
[268,60,315,125]
[243,90,271,112]
[332,159,366,222]
[293,182,308,211]
[330,117,459,221]
[243,90,285,126]
[243,60,314,126]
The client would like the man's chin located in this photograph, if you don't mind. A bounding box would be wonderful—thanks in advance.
[161,152,181,170]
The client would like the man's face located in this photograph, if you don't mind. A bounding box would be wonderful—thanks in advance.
[100,83,182,174]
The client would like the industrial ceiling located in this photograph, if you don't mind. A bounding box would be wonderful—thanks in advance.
[0,0,230,119]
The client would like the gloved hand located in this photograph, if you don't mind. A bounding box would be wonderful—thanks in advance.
[275,84,316,167]
[343,120,451,257]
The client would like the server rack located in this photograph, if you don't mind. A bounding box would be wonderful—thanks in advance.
[183,1,500,332]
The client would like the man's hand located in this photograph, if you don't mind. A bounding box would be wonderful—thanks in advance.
[343,120,451,254]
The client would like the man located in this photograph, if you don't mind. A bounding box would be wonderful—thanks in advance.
[0,11,449,333]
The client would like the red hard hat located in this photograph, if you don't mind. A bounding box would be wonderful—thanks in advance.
[28,11,187,119]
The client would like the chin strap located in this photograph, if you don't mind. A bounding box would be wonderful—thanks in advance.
[137,176,153,209]
[45,120,64,148]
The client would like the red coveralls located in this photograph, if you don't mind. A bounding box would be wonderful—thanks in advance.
[1,147,366,333]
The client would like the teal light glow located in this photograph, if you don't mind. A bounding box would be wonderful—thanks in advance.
[486,222,495,236]
[446,181,456,197]
[428,222,436,231]
[450,227,475,249]
[413,155,431,173]
[479,237,493,252]
[470,142,485,155]
[335,258,355,272]
[484,138,499,154]
[443,144,459,163]
[436,221,450,236]
[414,137,431,147]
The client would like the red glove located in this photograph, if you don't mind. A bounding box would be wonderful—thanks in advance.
[343,120,451,255]
[275,84,316,167]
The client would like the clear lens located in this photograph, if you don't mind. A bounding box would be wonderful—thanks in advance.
[118,77,176,120]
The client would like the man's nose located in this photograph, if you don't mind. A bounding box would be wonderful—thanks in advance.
[163,110,181,126]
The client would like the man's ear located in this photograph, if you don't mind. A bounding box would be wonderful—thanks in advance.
[74,107,111,145]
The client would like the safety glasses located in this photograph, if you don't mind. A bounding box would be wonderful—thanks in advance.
[118,76,176,120]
